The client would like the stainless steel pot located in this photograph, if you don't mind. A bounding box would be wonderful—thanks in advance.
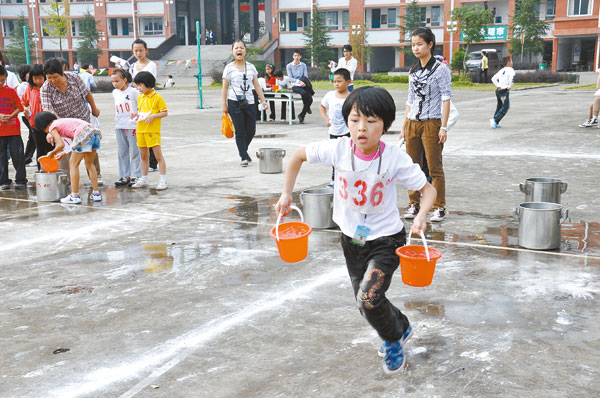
[300,188,336,229]
[35,171,69,202]
[519,177,567,204]
[256,148,286,174]
[515,202,568,250]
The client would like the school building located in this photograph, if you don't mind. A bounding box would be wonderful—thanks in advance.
[0,0,598,72]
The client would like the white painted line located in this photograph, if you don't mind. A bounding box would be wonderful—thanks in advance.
[43,267,346,398]
[445,150,600,160]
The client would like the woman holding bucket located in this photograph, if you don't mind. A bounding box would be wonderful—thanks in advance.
[222,40,268,167]
[275,86,436,375]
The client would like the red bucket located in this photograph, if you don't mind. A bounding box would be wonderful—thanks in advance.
[270,205,312,263]
[396,231,442,287]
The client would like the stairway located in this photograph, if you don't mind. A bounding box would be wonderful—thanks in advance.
[156,45,233,81]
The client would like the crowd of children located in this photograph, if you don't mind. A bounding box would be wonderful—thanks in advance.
[0,39,169,202]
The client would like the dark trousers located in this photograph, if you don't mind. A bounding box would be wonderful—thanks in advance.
[494,89,510,124]
[149,147,158,169]
[281,100,295,120]
[24,130,36,163]
[341,230,410,342]
[0,135,27,185]
[292,86,313,118]
[479,68,488,83]
[228,99,256,161]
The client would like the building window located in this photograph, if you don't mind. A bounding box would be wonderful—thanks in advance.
[342,10,349,29]
[141,17,163,35]
[2,19,16,36]
[431,6,441,26]
[546,0,556,19]
[371,8,381,29]
[289,12,297,31]
[568,0,592,15]
[279,12,286,32]
[304,12,310,27]
[387,8,396,28]
[321,11,338,29]
[109,18,132,36]
[41,19,50,36]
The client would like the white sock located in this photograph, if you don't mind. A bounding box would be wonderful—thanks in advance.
[92,190,100,195]
[160,174,167,181]
[141,175,148,182]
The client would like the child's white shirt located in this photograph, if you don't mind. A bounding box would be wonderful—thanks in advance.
[112,86,138,129]
[275,76,292,89]
[305,137,426,240]
[491,66,515,89]
[321,90,349,136]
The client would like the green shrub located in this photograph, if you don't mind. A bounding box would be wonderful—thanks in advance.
[371,73,408,83]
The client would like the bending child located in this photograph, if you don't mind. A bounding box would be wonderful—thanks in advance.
[275,86,436,374]
[35,111,102,203]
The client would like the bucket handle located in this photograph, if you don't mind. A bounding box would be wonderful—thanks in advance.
[560,207,569,224]
[407,229,431,262]
[560,182,568,194]
[279,149,286,158]
[256,151,264,160]
[513,207,520,219]
[275,204,304,242]
[519,183,527,194]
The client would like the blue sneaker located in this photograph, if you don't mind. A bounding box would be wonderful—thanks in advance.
[489,118,498,129]
[378,324,412,357]
[90,192,102,202]
[382,340,407,374]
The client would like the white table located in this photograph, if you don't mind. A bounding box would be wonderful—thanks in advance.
[260,91,302,125]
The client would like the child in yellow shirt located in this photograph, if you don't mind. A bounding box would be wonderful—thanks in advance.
[131,71,168,190]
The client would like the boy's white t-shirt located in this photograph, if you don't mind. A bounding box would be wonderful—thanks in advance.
[306,137,427,240]
[321,90,349,136]
[222,61,258,103]
[112,86,139,129]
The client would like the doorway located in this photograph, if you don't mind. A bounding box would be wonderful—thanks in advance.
[177,15,188,45]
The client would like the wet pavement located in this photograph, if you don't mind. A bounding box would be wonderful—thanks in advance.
[1,86,599,397]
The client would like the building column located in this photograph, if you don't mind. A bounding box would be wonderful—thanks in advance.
[216,0,222,44]
[234,0,240,40]
[250,0,258,41]
[552,38,558,72]
[200,0,206,44]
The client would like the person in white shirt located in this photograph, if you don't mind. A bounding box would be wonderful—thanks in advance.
[276,86,436,376]
[164,75,175,88]
[490,56,515,129]
[110,68,140,186]
[336,44,358,92]
[16,65,30,98]
[80,63,97,91]
[272,69,295,121]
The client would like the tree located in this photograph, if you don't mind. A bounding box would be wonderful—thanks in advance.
[508,0,549,63]
[450,5,494,72]
[302,6,332,67]
[42,0,70,59]
[398,0,425,52]
[349,23,371,73]
[76,12,102,65]
[4,14,37,65]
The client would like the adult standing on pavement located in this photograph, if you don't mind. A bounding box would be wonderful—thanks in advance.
[336,44,358,92]
[286,50,313,124]
[480,51,489,83]
[40,58,103,182]
[222,40,268,167]
[400,27,451,223]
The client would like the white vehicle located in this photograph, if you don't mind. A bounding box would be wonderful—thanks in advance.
[465,49,500,71]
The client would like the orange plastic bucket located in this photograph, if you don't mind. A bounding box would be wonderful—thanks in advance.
[396,231,442,287]
[272,85,279,91]
[270,205,312,263]
[38,156,58,172]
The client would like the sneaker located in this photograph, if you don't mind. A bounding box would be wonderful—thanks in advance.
[578,120,592,128]
[307,108,312,114]
[149,167,158,172]
[430,208,446,222]
[240,160,249,167]
[489,118,498,129]
[403,204,419,219]
[156,180,168,190]
[1,183,11,190]
[131,179,148,189]
[298,116,305,124]
[580,119,599,127]
[115,177,129,187]
[90,192,102,202]
[382,340,408,375]
[15,183,27,190]
[247,155,252,163]
[281,118,286,123]
[128,178,139,187]
[378,325,413,358]
[60,194,82,204]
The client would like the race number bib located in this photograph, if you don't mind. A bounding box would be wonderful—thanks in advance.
[337,169,386,214]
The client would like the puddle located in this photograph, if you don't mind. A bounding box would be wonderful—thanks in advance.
[254,134,286,139]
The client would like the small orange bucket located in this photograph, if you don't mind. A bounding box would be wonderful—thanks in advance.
[270,205,312,263]
[272,85,279,91]
[396,231,442,287]
[38,155,59,173]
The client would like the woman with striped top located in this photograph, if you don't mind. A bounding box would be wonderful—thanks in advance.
[400,27,452,222]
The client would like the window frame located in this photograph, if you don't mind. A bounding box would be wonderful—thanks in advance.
[140,17,163,36]
[568,0,593,16]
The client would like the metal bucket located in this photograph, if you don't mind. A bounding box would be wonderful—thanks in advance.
[300,188,336,229]
[519,177,567,204]
[35,171,69,202]
[515,202,568,250]
[256,148,286,174]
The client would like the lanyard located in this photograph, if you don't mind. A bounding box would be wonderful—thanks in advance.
[350,142,382,224]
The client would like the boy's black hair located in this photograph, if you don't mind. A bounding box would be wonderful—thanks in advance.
[168,74,173,78]
[0,64,7,77]
[293,49,303,56]
[34,111,58,133]
[342,86,396,133]
[272,70,284,78]
[333,68,351,81]
[133,71,156,88]
[132,38,148,49]
[28,64,45,86]
[82,63,90,70]
[502,56,512,66]
[111,68,132,83]
[18,64,31,82]
[43,58,64,76]
[343,44,353,52]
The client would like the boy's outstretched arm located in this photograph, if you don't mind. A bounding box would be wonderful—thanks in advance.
[411,182,436,234]
[319,104,330,126]
[275,147,307,217]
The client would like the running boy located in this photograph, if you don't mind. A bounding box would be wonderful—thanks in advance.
[131,71,168,190]
[490,56,515,129]
[319,67,351,187]
[0,64,27,190]
[276,86,436,374]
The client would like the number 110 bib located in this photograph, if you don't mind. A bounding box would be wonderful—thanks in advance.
[337,169,386,214]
